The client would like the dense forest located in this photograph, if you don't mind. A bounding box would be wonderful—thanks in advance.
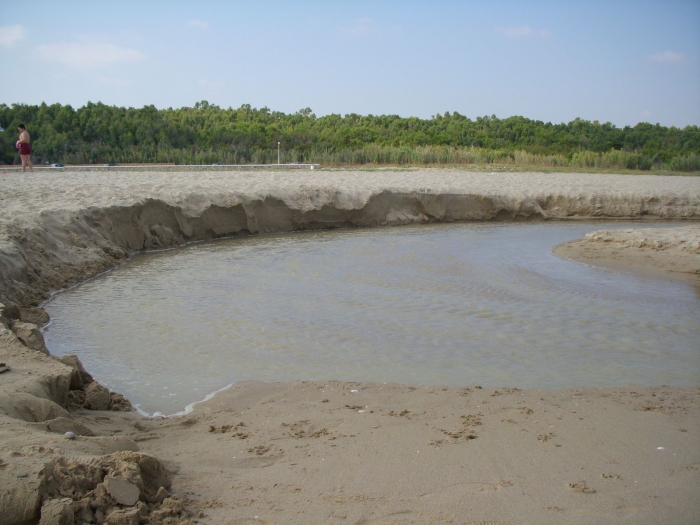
[1,101,699,171]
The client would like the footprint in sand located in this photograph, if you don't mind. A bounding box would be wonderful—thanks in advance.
[568,480,596,494]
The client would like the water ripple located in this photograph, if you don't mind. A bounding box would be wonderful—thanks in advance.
[44,221,700,414]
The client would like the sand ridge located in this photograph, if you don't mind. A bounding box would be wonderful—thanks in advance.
[0,169,699,524]
[2,169,700,222]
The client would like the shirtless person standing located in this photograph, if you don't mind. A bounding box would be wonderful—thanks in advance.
[17,124,34,172]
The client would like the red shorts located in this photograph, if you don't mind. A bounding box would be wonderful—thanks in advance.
[19,143,31,155]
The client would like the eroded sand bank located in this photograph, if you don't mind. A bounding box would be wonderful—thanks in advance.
[1,169,699,524]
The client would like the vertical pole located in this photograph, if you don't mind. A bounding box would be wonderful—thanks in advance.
[277,142,280,165]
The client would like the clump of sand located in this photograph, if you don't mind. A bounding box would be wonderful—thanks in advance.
[40,451,186,525]
[3,448,189,525]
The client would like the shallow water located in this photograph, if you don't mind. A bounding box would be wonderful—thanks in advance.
[43,222,700,415]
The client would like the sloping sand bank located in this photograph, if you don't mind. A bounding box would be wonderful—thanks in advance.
[1,170,699,524]
[555,224,700,284]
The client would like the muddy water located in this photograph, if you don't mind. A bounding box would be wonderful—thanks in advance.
[43,222,700,415]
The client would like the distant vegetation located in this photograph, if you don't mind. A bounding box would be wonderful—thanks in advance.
[1,101,698,171]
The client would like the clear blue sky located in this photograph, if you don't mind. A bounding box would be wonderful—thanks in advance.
[1,0,698,126]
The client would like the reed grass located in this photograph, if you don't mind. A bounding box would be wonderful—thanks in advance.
[53,145,699,173]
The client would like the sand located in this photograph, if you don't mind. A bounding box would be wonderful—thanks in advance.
[555,225,700,285]
[0,169,699,524]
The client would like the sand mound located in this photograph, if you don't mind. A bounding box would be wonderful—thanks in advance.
[555,224,700,280]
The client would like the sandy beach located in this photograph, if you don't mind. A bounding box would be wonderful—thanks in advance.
[1,169,699,524]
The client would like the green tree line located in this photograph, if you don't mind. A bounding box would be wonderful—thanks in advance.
[1,101,698,171]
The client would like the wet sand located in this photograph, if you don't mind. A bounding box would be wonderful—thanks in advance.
[555,224,700,286]
[0,169,699,524]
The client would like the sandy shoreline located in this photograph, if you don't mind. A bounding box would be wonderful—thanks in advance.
[554,225,700,286]
[1,169,699,524]
[99,382,700,524]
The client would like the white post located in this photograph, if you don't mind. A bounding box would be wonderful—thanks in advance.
[277,142,280,165]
